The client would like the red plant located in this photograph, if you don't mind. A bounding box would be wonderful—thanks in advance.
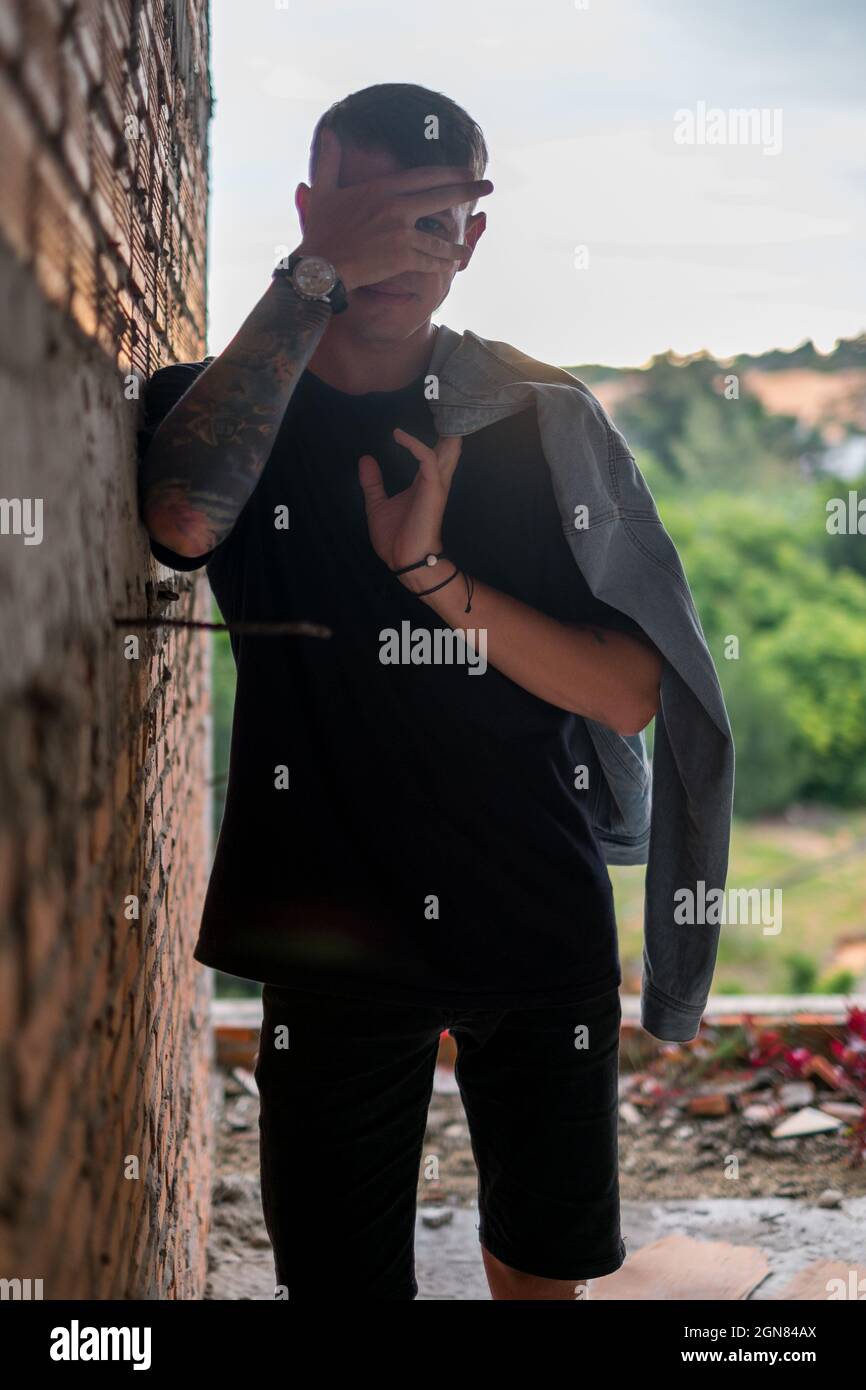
[742,1024,793,1072]
[744,1006,866,1164]
[635,1008,866,1164]
[830,1006,866,1125]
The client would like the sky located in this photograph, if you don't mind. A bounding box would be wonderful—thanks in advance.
[206,0,866,367]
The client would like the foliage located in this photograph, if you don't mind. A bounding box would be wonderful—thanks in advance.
[573,352,827,487]
[572,331,866,381]
[783,952,820,995]
[653,485,866,813]
[569,342,866,814]
[820,469,866,580]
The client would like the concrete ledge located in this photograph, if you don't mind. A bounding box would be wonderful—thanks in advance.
[212,993,866,1071]
[630,993,866,1021]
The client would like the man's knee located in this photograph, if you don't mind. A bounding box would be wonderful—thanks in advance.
[481,1245,589,1300]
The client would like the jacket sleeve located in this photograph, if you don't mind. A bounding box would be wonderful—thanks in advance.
[534,380,735,1043]
[428,330,735,1041]
[640,675,734,1041]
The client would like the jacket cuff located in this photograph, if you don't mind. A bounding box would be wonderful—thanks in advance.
[640,982,706,1042]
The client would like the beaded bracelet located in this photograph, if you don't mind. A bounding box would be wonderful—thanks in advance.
[391,550,446,576]
[391,550,474,612]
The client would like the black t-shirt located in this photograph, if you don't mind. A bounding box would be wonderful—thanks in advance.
[139,348,646,1008]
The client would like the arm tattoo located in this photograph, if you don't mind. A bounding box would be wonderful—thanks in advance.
[576,625,608,645]
[140,282,331,554]
[576,623,659,653]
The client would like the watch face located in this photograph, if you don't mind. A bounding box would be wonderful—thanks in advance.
[293,256,336,297]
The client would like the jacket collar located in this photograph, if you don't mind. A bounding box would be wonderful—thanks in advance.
[428,323,586,432]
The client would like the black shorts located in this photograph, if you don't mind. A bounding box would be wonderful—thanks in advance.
[253,982,625,1299]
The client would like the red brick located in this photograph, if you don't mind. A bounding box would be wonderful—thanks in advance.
[33,149,70,309]
[67,196,99,338]
[59,35,92,196]
[21,0,64,134]
[101,6,128,135]
[24,877,63,982]
[91,102,121,244]
[0,72,36,261]
[0,0,23,62]
[1,0,213,1303]
[0,925,21,1048]
[71,0,104,87]
[20,1060,69,1200]
[16,986,63,1119]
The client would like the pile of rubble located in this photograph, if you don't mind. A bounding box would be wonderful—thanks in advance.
[619,1058,864,1144]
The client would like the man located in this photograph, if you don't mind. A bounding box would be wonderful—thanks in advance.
[138,82,663,1301]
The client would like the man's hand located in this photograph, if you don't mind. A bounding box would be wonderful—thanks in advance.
[358,429,661,732]
[358,429,463,583]
[295,128,493,291]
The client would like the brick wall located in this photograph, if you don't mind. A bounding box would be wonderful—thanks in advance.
[0,0,214,1298]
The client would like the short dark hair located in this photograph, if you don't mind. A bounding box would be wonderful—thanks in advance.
[308,83,489,213]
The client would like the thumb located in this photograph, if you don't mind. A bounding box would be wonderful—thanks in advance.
[358,453,388,509]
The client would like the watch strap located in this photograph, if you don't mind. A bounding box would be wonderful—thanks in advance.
[273,252,349,314]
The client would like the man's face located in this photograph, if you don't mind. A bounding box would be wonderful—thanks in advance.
[297,140,486,342]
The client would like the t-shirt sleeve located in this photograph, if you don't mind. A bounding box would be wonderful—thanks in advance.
[137,358,219,571]
[531,444,650,641]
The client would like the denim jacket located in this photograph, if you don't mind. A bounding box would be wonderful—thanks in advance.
[426,324,735,1042]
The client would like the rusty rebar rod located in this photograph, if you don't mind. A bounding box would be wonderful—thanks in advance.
[113,617,332,637]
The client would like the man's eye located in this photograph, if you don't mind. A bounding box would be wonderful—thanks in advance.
[417,216,446,235]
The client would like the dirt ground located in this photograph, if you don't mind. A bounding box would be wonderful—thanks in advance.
[431,1094,865,1205]
[210,1062,866,1250]
[205,1062,866,1297]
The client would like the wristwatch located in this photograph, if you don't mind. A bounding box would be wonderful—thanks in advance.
[272,251,349,314]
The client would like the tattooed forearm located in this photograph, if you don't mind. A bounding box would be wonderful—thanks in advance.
[139,279,332,555]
